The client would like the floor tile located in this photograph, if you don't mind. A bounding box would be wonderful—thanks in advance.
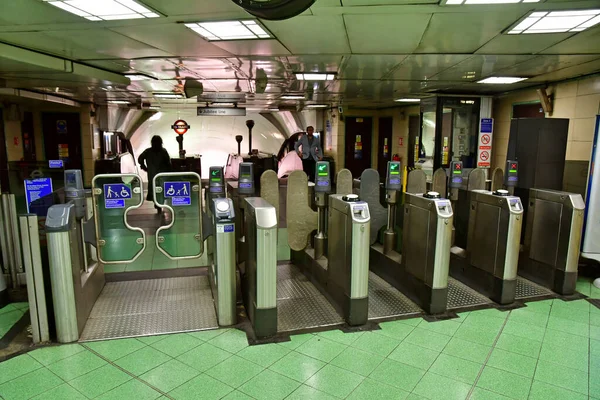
[368,358,425,392]
[534,359,588,395]
[591,312,600,327]
[29,344,86,366]
[443,337,492,364]
[84,337,146,361]
[96,379,163,400]
[592,338,600,357]
[550,306,590,325]
[528,380,587,400]
[471,308,508,320]
[222,390,255,400]
[30,383,87,400]
[396,317,422,327]
[412,372,472,400]
[428,353,482,384]
[388,341,439,370]
[0,304,17,315]
[137,334,169,345]
[507,308,549,328]
[463,313,506,331]
[286,384,336,400]
[470,387,513,400]
[377,320,415,340]
[330,347,384,376]
[523,300,553,315]
[208,329,249,354]
[351,331,401,357]
[316,329,363,346]
[268,351,325,383]
[237,343,290,368]
[539,341,589,372]
[346,378,409,400]
[486,348,537,378]
[0,354,43,385]
[47,350,107,381]
[404,327,451,352]
[205,355,263,388]
[69,364,132,398]
[305,364,363,399]
[406,394,429,400]
[454,324,500,347]
[502,320,546,342]
[239,369,300,400]
[278,333,314,350]
[552,299,590,313]
[176,342,232,372]
[150,333,204,358]
[547,316,590,337]
[575,279,592,296]
[590,324,600,341]
[169,373,233,400]
[495,332,542,359]
[543,328,590,353]
[417,319,461,336]
[140,359,200,393]
[0,368,63,400]
[476,366,532,400]
[295,336,347,363]
[187,329,228,342]
[114,346,172,376]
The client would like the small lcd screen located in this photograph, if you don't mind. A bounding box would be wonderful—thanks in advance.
[389,179,401,184]
[240,182,252,188]
[317,164,328,174]
[210,187,223,193]
[211,178,222,182]
[509,169,517,173]
[317,180,330,186]
[210,169,222,178]
[453,170,462,174]
[508,176,518,182]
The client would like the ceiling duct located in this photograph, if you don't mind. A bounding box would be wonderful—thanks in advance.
[232,0,315,20]
[96,106,157,140]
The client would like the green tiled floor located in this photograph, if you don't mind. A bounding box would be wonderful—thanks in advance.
[0,302,28,338]
[0,281,598,399]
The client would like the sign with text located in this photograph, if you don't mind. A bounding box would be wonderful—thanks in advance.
[164,181,191,207]
[103,184,131,209]
[477,118,494,168]
[49,160,64,169]
[197,107,246,117]
[25,178,53,213]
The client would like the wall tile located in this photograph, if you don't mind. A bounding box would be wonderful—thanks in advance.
[551,97,577,119]
[574,94,600,119]
[567,140,593,161]
[553,81,578,99]
[577,75,600,96]
[571,118,597,142]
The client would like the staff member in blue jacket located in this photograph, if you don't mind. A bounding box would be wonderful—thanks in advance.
[294,126,323,182]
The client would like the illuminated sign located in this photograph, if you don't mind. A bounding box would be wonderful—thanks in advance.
[171,120,190,135]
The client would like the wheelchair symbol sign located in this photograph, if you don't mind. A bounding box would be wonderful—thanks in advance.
[103,184,132,209]
[164,182,191,207]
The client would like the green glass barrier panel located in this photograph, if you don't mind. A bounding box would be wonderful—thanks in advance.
[91,174,146,263]
[154,172,203,259]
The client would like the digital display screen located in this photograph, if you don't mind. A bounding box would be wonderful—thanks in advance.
[317,180,330,186]
[211,178,222,182]
[508,176,518,182]
[389,179,401,184]
[452,177,462,183]
[389,163,400,174]
[210,169,222,178]
[317,164,328,176]
[509,169,517,173]
[453,170,462,174]
[210,187,223,193]
[240,182,252,188]
[241,174,251,179]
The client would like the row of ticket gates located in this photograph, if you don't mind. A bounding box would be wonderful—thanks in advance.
[43,159,584,342]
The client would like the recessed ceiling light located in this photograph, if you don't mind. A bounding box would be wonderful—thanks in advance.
[148,106,161,110]
[43,0,160,21]
[184,20,272,41]
[124,73,156,81]
[478,77,527,84]
[272,132,285,140]
[153,93,184,99]
[395,98,421,102]
[280,94,306,100]
[108,100,130,105]
[295,73,336,81]
[210,102,236,107]
[443,0,540,4]
[507,9,600,34]
[305,104,329,108]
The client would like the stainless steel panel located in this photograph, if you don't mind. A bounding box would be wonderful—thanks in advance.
[403,204,430,282]
[529,199,562,267]
[359,169,386,244]
[468,202,500,275]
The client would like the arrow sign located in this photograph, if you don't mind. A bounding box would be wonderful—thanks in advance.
[318,165,326,171]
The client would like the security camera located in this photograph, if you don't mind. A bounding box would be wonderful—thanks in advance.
[338,106,344,114]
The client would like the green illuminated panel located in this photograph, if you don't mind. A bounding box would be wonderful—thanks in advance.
[509,169,517,173]
[453,171,462,174]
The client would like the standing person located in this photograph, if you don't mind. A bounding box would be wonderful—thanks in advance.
[294,126,323,182]
[138,135,172,213]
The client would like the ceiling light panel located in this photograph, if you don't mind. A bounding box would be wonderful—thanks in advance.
[443,0,540,4]
[478,77,527,84]
[43,0,160,21]
[295,73,336,81]
[508,9,600,34]
[184,20,272,41]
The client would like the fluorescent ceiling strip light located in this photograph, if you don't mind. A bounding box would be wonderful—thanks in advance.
[395,98,421,102]
[478,77,527,84]
[125,74,155,81]
[281,95,306,100]
[508,9,600,34]
[44,0,160,20]
[108,100,130,104]
[305,104,328,108]
[153,93,184,99]
[184,20,273,41]
[295,73,336,81]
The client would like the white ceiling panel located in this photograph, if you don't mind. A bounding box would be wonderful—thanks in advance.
[493,55,600,77]
[476,33,574,55]
[84,60,134,73]
[528,58,600,82]
[0,0,82,26]
[344,14,432,53]
[262,16,350,54]
[225,58,288,79]
[0,32,102,60]
[42,29,173,59]
[140,0,246,17]
[211,40,290,56]
[386,55,472,80]
[416,11,526,53]
[541,25,600,54]
[339,55,408,79]
[430,55,536,81]
[285,56,344,74]
[342,0,436,5]
[110,24,232,57]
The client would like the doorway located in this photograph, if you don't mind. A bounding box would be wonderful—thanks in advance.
[41,112,82,170]
[377,117,393,181]
[407,115,420,168]
[513,102,545,119]
[0,108,8,191]
[344,117,373,178]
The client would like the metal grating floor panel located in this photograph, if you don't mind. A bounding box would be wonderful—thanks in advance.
[80,276,218,341]
[515,277,554,300]
[276,264,343,332]
[368,273,422,320]
[447,277,493,310]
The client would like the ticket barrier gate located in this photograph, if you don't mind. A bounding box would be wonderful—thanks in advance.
[227,162,256,264]
[365,165,454,314]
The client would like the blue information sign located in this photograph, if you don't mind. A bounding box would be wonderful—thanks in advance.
[480,118,493,134]
[103,184,132,209]
[224,224,234,233]
[164,181,191,207]
[48,160,64,169]
[24,178,53,213]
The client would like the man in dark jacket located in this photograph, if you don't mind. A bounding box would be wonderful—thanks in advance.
[294,126,323,182]
[138,135,171,213]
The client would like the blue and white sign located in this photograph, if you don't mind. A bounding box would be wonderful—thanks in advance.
[480,118,493,134]
[224,224,234,233]
[103,184,131,209]
[24,178,53,212]
[164,181,191,207]
[48,160,64,169]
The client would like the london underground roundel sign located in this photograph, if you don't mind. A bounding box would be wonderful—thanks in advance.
[171,120,190,135]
